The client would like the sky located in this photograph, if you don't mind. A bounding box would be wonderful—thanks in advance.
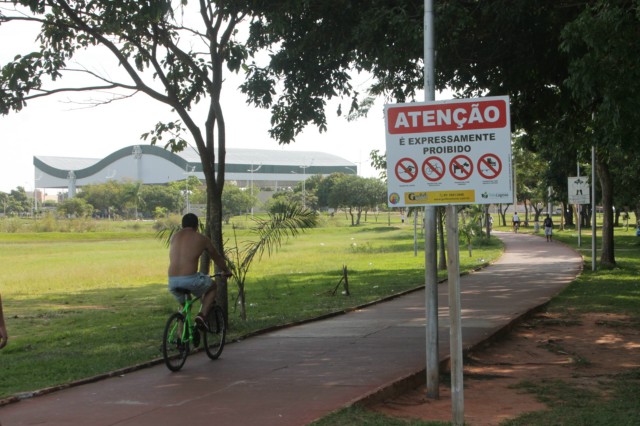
[0,8,393,194]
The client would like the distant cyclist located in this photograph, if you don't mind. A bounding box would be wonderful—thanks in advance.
[512,212,520,233]
[168,213,232,329]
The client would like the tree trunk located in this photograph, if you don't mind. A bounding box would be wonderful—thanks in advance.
[596,153,616,268]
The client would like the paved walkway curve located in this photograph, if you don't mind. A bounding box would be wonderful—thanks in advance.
[0,232,583,426]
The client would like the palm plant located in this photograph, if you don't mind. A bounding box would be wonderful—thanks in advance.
[227,202,318,320]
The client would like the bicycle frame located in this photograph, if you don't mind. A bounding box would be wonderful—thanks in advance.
[170,295,198,345]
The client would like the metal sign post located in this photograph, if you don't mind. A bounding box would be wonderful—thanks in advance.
[592,147,597,271]
[384,95,512,426]
[423,0,439,400]
[446,204,464,425]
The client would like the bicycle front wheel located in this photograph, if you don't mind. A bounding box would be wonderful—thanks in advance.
[163,312,189,372]
[203,305,226,360]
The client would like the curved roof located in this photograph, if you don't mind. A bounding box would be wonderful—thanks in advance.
[34,145,357,189]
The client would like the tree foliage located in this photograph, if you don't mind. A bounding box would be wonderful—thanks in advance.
[57,197,93,218]
[0,187,32,216]
[221,183,256,223]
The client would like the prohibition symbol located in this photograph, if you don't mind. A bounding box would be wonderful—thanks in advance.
[395,157,419,183]
[449,155,473,181]
[422,156,445,182]
[478,153,502,180]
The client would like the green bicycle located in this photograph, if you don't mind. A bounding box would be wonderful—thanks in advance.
[162,274,227,372]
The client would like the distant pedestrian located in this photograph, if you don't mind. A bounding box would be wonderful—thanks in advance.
[401,212,405,224]
[0,293,8,349]
[543,214,553,242]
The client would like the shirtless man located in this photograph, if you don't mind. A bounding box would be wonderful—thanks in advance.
[168,213,231,328]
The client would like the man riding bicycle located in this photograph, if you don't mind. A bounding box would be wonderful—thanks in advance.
[512,212,521,232]
[168,213,232,329]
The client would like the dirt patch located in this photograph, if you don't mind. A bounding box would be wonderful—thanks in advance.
[368,312,640,426]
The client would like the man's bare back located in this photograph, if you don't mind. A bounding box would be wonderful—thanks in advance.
[168,228,216,277]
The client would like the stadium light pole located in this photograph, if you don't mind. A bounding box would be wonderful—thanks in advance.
[248,164,262,216]
[299,165,309,208]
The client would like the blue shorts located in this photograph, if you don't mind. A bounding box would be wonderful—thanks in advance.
[168,273,212,304]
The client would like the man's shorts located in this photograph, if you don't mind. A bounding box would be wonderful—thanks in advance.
[545,226,553,236]
[168,272,213,304]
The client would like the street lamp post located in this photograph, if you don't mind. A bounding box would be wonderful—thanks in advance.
[184,165,195,213]
[248,164,262,216]
[34,173,42,217]
[299,165,308,208]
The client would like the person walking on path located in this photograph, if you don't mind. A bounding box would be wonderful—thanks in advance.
[0,293,8,349]
[543,214,554,242]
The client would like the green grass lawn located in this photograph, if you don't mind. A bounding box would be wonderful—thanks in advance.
[0,213,502,399]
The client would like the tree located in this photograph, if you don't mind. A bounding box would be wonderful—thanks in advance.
[78,182,121,218]
[459,207,483,258]
[139,184,182,217]
[57,197,93,218]
[324,174,383,226]
[513,136,549,224]
[559,0,640,268]
[3,187,32,216]
[221,183,255,223]
[1,1,249,310]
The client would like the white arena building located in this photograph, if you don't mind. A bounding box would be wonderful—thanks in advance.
[33,145,358,197]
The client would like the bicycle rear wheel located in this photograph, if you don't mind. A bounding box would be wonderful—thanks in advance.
[163,312,189,371]
[203,305,226,359]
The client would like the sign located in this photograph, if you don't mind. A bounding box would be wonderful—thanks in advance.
[568,176,590,204]
[385,96,513,207]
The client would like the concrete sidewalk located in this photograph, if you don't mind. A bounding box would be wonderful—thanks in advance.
[0,232,583,426]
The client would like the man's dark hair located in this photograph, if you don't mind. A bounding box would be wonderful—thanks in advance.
[182,213,199,229]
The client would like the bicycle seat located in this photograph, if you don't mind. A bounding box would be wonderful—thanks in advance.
[173,288,194,299]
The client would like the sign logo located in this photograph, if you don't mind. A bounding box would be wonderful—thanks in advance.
[388,192,401,205]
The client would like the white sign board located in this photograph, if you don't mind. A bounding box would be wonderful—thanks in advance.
[568,176,590,204]
[385,96,513,207]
